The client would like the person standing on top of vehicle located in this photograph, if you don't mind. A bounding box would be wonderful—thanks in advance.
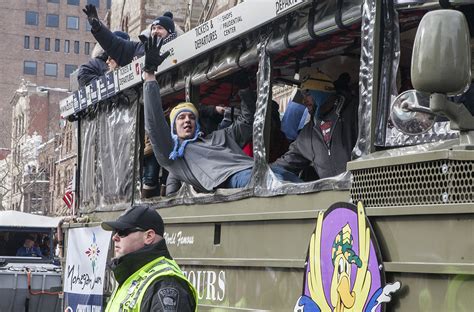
[273,69,358,180]
[82,4,177,66]
[142,37,301,195]
[16,236,43,257]
[102,205,197,311]
[77,31,129,87]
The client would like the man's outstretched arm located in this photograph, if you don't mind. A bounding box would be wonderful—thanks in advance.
[83,4,139,66]
[143,36,174,166]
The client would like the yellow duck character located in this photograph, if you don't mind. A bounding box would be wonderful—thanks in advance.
[330,223,361,312]
[307,202,372,312]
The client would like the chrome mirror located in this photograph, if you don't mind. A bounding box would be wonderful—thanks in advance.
[390,90,436,135]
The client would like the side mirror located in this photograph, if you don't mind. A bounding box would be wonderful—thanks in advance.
[411,10,471,95]
[411,10,473,132]
[391,90,436,135]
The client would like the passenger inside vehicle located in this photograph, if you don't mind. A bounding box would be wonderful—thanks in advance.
[142,40,302,195]
[273,69,359,181]
[16,235,43,258]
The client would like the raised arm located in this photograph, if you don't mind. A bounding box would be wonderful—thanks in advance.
[83,4,143,66]
[143,36,173,166]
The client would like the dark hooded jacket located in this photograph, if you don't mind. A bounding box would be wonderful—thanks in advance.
[92,25,144,67]
[109,240,195,312]
[273,91,358,180]
[91,23,177,67]
[77,51,108,87]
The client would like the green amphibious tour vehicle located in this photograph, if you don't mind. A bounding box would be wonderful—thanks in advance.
[60,0,473,310]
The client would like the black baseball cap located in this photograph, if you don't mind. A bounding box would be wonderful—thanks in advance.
[101,205,164,236]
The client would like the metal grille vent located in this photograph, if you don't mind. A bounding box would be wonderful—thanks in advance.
[351,160,474,207]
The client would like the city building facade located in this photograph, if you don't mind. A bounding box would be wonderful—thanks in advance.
[0,0,110,149]
[108,0,188,40]
[3,80,70,214]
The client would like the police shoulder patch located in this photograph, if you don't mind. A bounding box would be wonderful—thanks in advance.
[158,287,179,311]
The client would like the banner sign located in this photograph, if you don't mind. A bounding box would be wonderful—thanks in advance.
[63,226,112,312]
[117,58,144,91]
[60,96,75,118]
[78,87,88,111]
[98,76,108,100]
[106,71,119,97]
[294,202,400,312]
[59,0,306,118]
[86,80,99,106]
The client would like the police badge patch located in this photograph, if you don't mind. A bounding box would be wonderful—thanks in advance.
[158,287,179,311]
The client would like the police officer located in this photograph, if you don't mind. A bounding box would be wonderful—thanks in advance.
[102,205,197,311]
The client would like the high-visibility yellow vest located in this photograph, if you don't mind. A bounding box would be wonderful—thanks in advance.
[105,256,197,312]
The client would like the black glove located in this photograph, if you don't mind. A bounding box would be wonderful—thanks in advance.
[82,4,101,32]
[143,36,171,74]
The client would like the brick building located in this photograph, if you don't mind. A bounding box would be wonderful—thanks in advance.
[0,0,110,149]
[107,0,188,40]
[3,80,69,214]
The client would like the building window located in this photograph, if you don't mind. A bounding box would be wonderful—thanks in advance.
[46,14,59,27]
[85,21,92,32]
[67,16,79,30]
[55,39,60,52]
[25,11,38,26]
[65,64,78,78]
[74,41,80,54]
[84,42,90,55]
[107,0,112,9]
[24,61,37,75]
[87,0,100,8]
[48,0,60,3]
[64,40,70,53]
[45,38,50,51]
[34,37,40,50]
[67,0,80,5]
[45,63,58,77]
[24,36,30,49]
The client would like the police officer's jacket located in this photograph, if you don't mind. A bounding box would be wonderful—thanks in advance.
[106,239,197,311]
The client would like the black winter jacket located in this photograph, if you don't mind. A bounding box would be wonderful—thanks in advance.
[273,92,358,179]
[77,53,109,87]
[109,240,195,312]
[92,24,144,67]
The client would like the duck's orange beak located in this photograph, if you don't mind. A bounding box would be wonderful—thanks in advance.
[337,275,355,309]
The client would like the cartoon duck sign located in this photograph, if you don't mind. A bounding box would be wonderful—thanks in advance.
[294,202,400,312]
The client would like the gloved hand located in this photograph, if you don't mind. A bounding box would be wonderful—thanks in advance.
[143,36,171,74]
[82,4,101,32]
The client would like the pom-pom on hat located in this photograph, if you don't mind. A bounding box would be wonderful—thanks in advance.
[151,11,175,34]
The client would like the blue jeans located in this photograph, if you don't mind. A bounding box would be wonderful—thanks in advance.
[143,155,160,187]
[224,165,302,188]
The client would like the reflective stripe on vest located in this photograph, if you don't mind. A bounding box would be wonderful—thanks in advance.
[105,256,197,312]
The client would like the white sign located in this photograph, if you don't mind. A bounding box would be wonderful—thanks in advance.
[159,0,304,72]
[63,226,111,311]
[60,96,75,118]
[118,58,144,91]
